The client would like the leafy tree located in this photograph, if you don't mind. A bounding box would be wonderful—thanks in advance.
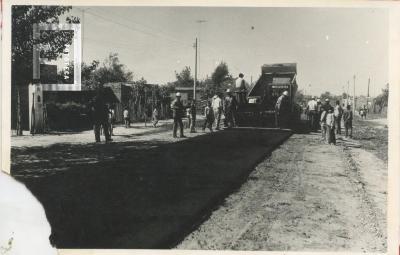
[94,53,133,85]
[173,66,193,87]
[374,83,389,113]
[12,6,79,134]
[81,60,100,90]
[211,62,230,88]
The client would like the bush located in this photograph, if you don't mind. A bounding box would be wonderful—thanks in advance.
[46,102,92,131]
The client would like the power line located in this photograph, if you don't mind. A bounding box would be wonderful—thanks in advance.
[78,8,192,49]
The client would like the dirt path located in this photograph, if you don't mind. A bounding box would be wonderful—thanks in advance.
[176,133,387,252]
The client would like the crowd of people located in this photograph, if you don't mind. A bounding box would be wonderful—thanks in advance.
[305,97,354,145]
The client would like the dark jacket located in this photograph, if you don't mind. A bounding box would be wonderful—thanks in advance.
[171,99,184,119]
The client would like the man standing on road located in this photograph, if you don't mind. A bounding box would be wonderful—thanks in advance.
[123,107,130,128]
[306,97,318,131]
[171,92,185,138]
[343,104,353,138]
[211,93,223,130]
[91,89,112,143]
[189,100,197,133]
[320,99,333,141]
[223,89,237,128]
[334,100,343,135]
[275,91,291,128]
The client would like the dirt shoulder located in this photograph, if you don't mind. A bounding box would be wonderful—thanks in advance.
[177,133,387,252]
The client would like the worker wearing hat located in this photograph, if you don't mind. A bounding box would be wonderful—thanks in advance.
[170,92,185,138]
[223,88,237,128]
[275,90,291,128]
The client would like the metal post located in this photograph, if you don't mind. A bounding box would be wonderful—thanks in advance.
[367,77,370,112]
[144,87,147,127]
[353,75,356,115]
[194,38,198,101]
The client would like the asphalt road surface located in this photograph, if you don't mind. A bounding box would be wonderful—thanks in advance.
[11,126,291,249]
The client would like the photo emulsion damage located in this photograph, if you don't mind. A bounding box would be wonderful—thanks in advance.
[6,4,390,253]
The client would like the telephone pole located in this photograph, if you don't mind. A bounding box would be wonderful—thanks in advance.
[193,37,198,101]
[353,75,356,114]
[367,77,370,111]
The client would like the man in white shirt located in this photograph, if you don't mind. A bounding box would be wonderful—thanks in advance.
[235,73,247,104]
[306,97,318,131]
[211,94,223,130]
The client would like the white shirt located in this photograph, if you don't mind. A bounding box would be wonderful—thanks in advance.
[307,100,318,111]
[211,96,222,110]
[235,77,244,88]
[123,110,129,118]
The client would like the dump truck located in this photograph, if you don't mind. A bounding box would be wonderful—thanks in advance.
[234,63,301,127]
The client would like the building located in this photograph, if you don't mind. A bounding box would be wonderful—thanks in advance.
[170,87,203,106]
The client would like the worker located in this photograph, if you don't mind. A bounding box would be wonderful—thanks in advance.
[275,91,291,128]
[235,73,247,104]
[326,108,336,145]
[202,100,214,132]
[189,100,197,133]
[91,88,112,143]
[223,89,237,128]
[171,92,185,138]
[306,97,318,131]
[343,104,353,138]
[211,93,223,130]
[316,98,323,130]
[334,100,343,134]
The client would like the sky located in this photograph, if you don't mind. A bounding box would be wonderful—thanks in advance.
[65,6,388,97]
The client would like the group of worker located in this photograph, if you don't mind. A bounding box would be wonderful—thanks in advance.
[170,88,240,138]
[306,97,353,145]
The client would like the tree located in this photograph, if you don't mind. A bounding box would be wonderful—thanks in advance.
[94,53,133,86]
[173,66,193,87]
[211,62,230,88]
[81,60,100,90]
[374,84,389,114]
[12,6,79,134]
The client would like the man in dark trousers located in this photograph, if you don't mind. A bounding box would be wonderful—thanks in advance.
[91,88,112,143]
[275,91,291,128]
[343,104,353,138]
[223,89,237,128]
[171,92,185,138]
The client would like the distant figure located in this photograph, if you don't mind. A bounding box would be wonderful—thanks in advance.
[152,107,159,127]
[186,106,191,129]
[316,98,323,130]
[306,97,318,131]
[320,109,327,141]
[275,91,291,128]
[211,94,223,130]
[123,107,130,128]
[326,108,336,145]
[189,100,197,133]
[360,105,367,120]
[108,105,115,136]
[223,89,238,128]
[320,99,333,141]
[334,100,343,135]
[235,73,247,104]
[343,105,353,138]
[202,100,214,132]
[171,92,185,138]
[91,89,112,143]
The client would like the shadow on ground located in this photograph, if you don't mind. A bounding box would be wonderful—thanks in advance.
[12,128,291,249]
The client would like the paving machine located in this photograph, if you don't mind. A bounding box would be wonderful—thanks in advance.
[234,63,301,127]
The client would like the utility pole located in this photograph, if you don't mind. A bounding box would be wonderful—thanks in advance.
[193,38,198,101]
[367,77,370,112]
[353,75,356,115]
[347,80,350,106]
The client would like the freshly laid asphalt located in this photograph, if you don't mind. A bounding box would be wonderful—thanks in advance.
[12,128,291,249]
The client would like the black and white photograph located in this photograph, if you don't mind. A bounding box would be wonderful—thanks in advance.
[1,1,399,254]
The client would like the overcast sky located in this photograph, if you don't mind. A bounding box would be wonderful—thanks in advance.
[68,6,388,97]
